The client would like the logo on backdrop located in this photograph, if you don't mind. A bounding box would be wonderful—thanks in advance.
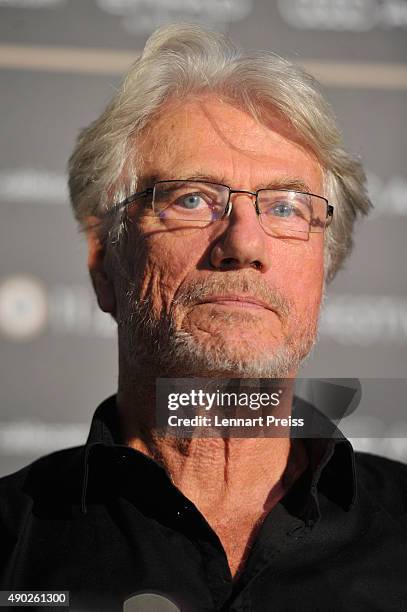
[367,172,407,218]
[0,0,65,7]
[0,275,48,341]
[0,275,115,341]
[278,0,407,31]
[95,0,253,33]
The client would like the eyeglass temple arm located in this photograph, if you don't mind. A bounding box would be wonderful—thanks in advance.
[117,188,153,210]
[99,188,154,219]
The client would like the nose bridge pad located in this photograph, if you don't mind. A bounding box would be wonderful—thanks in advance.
[225,191,260,218]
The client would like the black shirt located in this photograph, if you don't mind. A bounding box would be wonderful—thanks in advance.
[1,395,407,611]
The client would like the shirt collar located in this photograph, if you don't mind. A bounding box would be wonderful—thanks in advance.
[86,394,123,446]
[81,394,357,520]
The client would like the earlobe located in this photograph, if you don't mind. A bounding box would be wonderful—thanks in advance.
[85,217,117,316]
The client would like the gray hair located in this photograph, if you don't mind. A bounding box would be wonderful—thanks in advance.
[68,23,372,282]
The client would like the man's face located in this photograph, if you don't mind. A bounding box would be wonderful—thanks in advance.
[111,95,325,378]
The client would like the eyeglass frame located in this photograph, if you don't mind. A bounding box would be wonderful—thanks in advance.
[110,179,334,228]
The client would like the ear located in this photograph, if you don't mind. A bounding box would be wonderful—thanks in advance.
[85,216,116,316]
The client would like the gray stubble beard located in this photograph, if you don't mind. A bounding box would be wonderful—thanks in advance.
[117,274,321,380]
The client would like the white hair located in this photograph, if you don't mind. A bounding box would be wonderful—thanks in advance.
[68,23,371,281]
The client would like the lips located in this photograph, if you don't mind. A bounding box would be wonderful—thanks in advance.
[197,295,273,311]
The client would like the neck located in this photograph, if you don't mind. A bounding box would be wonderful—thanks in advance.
[116,372,307,518]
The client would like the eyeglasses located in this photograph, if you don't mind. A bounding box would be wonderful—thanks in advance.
[115,180,334,238]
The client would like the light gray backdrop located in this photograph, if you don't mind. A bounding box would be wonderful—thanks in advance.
[1,0,406,477]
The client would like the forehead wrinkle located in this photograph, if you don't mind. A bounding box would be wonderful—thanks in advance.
[197,99,274,159]
[196,97,318,164]
[141,96,274,167]
[139,125,179,165]
[137,95,323,194]
[140,95,295,161]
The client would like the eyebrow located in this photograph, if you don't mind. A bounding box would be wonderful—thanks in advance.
[140,171,314,194]
[190,174,315,194]
[257,177,313,193]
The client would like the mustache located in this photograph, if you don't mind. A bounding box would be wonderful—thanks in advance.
[172,273,292,319]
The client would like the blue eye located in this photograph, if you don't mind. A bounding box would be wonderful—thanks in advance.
[270,202,295,217]
[178,194,205,209]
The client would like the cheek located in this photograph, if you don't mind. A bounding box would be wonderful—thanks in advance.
[272,237,324,307]
[131,230,204,313]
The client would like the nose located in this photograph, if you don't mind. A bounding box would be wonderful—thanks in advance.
[209,192,271,272]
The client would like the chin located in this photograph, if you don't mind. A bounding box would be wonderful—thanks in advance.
[160,330,309,379]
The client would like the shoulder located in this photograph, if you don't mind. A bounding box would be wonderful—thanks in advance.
[0,447,85,525]
[0,447,86,583]
[0,446,85,488]
[0,446,85,492]
[354,451,407,517]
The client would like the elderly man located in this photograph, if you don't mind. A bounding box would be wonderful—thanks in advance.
[1,23,407,612]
